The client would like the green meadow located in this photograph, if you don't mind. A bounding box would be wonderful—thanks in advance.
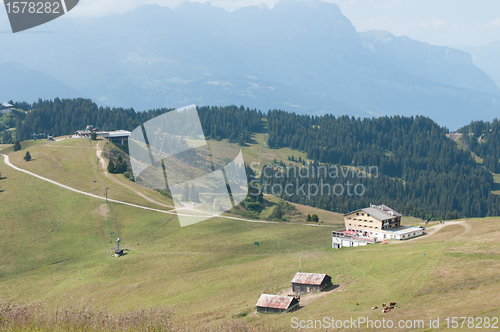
[0,138,499,331]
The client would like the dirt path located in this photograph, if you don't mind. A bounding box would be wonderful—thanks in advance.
[1,153,178,216]
[452,221,472,239]
[2,152,337,228]
[95,142,175,209]
[276,284,341,307]
[391,221,471,244]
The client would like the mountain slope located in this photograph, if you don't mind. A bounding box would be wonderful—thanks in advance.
[10,98,500,220]
[360,30,499,95]
[462,41,500,90]
[0,1,498,128]
[0,62,84,103]
[1,137,500,330]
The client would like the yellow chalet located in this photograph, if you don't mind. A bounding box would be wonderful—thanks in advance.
[343,204,422,241]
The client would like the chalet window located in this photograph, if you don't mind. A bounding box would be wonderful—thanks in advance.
[356,213,359,216]
[364,220,367,222]
[375,227,378,229]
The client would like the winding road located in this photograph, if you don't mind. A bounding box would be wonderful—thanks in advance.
[1,152,337,228]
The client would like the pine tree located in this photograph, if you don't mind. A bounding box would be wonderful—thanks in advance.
[306,214,312,222]
[237,135,245,146]
[115,155,126,174]
[23,151,31,161]
[311,214,319,222]
[91,132,97,140]
[272,205,283,219]
[13,140,21,151]
[107,160,115,173]
[1,131,11,144]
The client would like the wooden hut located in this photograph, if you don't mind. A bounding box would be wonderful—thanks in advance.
[292,272,332,294]
[255,294,299,314]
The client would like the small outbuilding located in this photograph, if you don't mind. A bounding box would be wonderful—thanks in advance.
[255,294,300,314]
[74,130,92,137]
[0,102,13,114]
[114,249,124,257]
[292,272,332,294]
[96,130,131,145]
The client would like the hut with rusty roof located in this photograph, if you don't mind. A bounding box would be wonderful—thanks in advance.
[255,294,300,314]
[292,272,332,294]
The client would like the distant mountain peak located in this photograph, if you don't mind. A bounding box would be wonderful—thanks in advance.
[1,0,499,129]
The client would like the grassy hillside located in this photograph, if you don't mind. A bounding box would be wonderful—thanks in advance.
[2,138,174,209]
[1,138,498,331]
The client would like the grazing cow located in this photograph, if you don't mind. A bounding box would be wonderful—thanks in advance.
[382,303,386,307]
[372,306,378,310]
[390,302,396,307]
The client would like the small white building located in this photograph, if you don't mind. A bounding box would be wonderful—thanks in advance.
[372,225,423,241]
[0,102,13,114]
[96,130,131,145]
[338,204,423,245]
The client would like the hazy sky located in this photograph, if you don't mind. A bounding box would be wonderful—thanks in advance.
[2,0,500,46]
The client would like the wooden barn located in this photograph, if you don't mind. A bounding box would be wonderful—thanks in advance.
[292,272,332,294]
[255,294,299,314]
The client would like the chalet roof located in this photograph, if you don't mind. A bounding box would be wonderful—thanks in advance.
[344,205,401,221]
[382,226,421,235]
[291,272,328,285]
[96,130,131,138]
[255,294,294,309]
[75,130,91,135]
[374,204,402,217]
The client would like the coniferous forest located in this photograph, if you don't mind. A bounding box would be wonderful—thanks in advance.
[458,119,500,173]
[262,110,500,220]
[3,98,500,220]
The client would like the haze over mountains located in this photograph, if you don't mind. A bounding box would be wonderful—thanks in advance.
[0,62,82,102]
[463,41,500,91]
[0,0,499,129]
